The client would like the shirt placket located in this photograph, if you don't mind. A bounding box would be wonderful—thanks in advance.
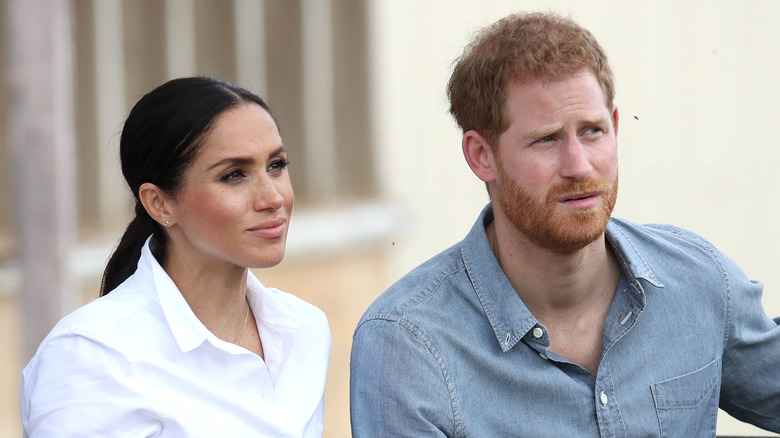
[594,282,643,438]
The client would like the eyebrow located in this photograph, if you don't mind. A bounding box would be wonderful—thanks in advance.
[206,146,286,171]
[525,126,559,142]
[525,117,610,141]
[582,116,610,128]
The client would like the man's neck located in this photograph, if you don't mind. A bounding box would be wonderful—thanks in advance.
[487,218,622,375]
[488,219,619,309]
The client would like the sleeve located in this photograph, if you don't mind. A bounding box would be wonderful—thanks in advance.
[20,332,162,437]
[718,253,780,432]
[350,318,456,438]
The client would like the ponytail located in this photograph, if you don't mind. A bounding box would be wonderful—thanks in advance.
[100,202,164,296]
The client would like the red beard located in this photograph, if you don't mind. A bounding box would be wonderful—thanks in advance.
[495,165,618,255]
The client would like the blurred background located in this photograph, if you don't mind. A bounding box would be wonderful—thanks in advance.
[2,0,780,436]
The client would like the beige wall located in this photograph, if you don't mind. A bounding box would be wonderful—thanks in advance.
[2,1,780,437]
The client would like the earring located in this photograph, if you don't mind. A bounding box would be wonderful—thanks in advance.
[164,220,173,227]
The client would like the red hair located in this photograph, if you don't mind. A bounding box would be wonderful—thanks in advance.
[447,12,615,147]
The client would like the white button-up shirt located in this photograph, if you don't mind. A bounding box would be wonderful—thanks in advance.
[20,237,331,437]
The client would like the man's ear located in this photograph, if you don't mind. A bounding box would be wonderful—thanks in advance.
[612,105,619,137]
[138,182,175,227]
[462,130,498,183]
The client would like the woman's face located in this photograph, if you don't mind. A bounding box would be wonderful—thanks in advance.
[165,103,294,270]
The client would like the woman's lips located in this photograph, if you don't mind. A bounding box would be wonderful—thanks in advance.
[248,217,286,239]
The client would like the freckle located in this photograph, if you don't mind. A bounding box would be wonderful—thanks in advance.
[633,115,639,120]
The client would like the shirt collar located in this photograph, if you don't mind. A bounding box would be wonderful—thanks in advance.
[245,272,302,386]
[461,205,538,353]
[139,236,303,355]
[141,236,212,353]
[245,272,301,330]
[605,219,664,289]
[461,204,664,353]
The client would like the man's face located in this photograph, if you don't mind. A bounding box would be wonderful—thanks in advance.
[491,70,619,254]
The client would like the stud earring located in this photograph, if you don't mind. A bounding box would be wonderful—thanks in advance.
[164,220,173,227]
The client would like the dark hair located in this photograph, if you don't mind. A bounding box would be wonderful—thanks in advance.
[100,76,274,295]
[447,12,615,148]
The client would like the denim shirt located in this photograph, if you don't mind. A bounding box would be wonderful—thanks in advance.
[350,205,780,437]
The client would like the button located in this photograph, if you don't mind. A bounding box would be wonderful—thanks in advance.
[532,327,544,339]
[599,392,608,406]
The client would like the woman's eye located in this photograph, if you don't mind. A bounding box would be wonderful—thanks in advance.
[219,169,246,183]
[267,158,290,174]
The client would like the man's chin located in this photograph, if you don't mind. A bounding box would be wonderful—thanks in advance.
[533,214,610,254]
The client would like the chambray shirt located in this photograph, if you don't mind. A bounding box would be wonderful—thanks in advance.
[21,236,331,437]
[350,205,780,437]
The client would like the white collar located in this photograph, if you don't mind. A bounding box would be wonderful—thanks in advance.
[139,236,303,370]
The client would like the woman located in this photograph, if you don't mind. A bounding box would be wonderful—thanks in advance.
[19,77,331,437]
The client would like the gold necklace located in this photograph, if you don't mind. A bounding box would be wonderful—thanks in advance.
[233,302,249,344]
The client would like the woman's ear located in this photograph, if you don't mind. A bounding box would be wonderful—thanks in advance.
[462,130,498,183]
[138,183,175,227]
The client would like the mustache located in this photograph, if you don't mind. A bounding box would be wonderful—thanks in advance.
[547,178,611,200]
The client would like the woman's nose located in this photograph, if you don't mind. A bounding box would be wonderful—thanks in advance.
[253,177,285,211]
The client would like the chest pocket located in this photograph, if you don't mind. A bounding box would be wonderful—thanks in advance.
[651,358,720,437]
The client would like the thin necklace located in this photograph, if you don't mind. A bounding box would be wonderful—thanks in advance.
[233,302,250,344]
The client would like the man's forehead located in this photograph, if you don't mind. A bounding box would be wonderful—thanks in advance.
[507,72,608,103]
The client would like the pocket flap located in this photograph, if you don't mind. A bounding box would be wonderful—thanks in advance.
[651,358,720,409]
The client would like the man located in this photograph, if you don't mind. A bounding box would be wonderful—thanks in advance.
[350,12,780,437]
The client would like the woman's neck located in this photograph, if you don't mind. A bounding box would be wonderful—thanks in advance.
[162,242,250,343]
